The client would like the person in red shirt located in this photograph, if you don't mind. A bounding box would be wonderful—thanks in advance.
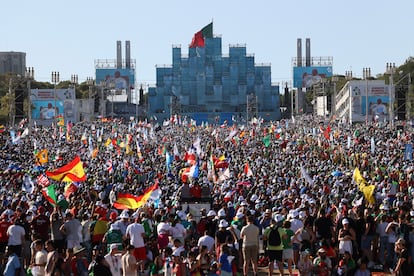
[0,214,11,265]
[30,206,50,242]
[190,182,202,198]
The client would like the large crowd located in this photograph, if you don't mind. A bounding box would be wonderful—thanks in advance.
[1,115,414,276]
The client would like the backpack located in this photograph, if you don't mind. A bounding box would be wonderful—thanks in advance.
[268,226,281,246]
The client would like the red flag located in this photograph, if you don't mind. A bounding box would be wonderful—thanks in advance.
[244,162,253,177]
[64,182,79,199]
[190,31,204,48]
[37,174,50,187]
[324,125,331,140]
[189,23,213,48]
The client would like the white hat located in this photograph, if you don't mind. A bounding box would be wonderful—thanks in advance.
[73,245,86,254]
[240,201,247,206]
[236,212,244,219]
[207,210,216,217]
[274,214,284,223]
[177,211,187,221]
[58,194,65,201]
[342,218,349,225]
[110,244,119,251]
[120,211,129,219]
[218,209,226,218]
[251,194,258,201]
[218,219,229,228]
[227,202,233,208]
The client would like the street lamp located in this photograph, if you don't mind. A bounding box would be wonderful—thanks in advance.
[51,71,60,118]
[71,74,78,91]
[86,77,94,121]
[99,81,105,118]
[386,63,396,127]
[363,67,371,123]
[331,75,339,117]
[25,67,34,129]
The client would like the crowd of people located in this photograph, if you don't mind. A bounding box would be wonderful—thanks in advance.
[0,115,414,276]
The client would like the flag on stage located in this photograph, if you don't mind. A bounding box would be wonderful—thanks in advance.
[46,156,86,182]
[113,182,159,210]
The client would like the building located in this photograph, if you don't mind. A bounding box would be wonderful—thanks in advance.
[335,80,390,123]
[148,23,281,124]
[0,52,26,75]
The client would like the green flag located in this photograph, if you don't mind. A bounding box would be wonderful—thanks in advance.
[42,184,57,206]
[263,135,271,147]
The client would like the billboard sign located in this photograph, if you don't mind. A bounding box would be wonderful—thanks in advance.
[350,83,389,122]
[293,66,333,88]
[95,68,135,90]
[30,88,77,125]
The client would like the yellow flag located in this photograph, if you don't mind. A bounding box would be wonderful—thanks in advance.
[105,138,111,147]
[125,144,131,155]
[353,167,375,204]
[353,167,367,187]
[361,184,376,205]
[36,149,48,164]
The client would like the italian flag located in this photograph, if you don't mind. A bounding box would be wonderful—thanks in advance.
[42,184,57,205]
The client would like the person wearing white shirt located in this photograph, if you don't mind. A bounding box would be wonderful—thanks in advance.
[125,215,146,273]
[170,217,187,244]
[7,221,25,257]
[31,239,47,276]
[104,244,122,276]
[197,230,215,253]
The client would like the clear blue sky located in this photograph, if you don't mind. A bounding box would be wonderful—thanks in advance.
[2,0,413,86]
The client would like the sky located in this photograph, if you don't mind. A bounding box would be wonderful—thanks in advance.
[2,0,413,87]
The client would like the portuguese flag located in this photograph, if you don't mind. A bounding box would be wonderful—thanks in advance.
[189,22,213,48]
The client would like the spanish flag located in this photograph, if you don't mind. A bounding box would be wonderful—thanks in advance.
[46,156,86,182]
[113,182,159,210]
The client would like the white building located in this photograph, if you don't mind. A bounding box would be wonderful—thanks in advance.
[335,80,391,124]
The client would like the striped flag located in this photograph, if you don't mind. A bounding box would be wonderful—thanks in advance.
[105,159,113,174]
[42,184,57,205]
[46,156,86,182]
[113,182,159,210]
[37,174,50,188]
